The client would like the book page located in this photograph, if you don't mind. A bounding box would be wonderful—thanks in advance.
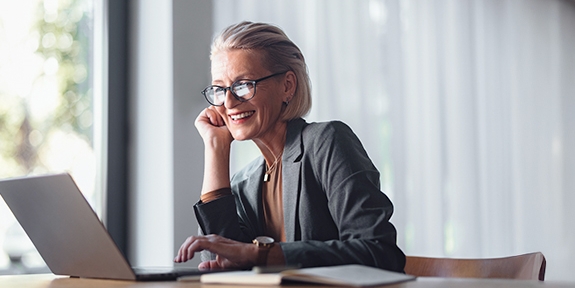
[282,265,415,287]
[195,265,415,286]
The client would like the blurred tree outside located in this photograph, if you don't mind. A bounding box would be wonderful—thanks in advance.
[0,0,96,273]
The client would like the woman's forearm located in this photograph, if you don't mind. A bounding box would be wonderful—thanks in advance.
[201,142,231,194]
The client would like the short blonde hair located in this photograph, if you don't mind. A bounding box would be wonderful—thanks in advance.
[211,21,312,121]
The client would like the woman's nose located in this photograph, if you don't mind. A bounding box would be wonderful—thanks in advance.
[223,89,241,109]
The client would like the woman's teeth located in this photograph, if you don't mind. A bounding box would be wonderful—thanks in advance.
[231,111,254,121]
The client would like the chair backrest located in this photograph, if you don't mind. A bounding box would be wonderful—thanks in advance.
[404,252,546,281]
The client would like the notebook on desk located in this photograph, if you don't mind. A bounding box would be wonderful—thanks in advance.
[0,173,210,281]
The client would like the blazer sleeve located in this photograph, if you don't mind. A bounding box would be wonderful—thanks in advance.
[194,193,259,243]
[194,159,265,243]
[279,121,405,272]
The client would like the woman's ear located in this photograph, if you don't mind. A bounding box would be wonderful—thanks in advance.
[283,71,297,102]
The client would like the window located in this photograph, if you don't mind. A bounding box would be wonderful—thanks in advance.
[0,0,100,274]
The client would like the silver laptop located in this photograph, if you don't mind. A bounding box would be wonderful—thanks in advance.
[0,173,209,281]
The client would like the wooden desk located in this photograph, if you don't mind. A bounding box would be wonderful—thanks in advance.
[0,274,573,288]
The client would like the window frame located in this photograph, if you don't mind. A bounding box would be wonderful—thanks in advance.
[104,0,129,257]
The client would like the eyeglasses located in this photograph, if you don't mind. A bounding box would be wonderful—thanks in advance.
[201,71,287,106]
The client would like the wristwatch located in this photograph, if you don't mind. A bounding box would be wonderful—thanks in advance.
[253,236,275,265]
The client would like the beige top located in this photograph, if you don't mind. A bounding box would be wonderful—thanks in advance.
[261,159,286,242]
[199,160,286,266]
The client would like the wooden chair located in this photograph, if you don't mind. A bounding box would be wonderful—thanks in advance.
[404,252,546,281]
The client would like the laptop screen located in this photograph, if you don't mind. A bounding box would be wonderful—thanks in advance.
[0,173,136,280]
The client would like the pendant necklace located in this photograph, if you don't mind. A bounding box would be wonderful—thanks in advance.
[263,152,283,182]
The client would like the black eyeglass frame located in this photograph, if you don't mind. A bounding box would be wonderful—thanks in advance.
[201,71,288,106]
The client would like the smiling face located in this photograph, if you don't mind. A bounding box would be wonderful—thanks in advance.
[211,49,289,143]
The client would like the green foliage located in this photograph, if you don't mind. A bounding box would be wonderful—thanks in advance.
[33,0,92,140]
[0,0,92,176]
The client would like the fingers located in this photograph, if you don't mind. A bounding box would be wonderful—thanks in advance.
[174,235,201,263]
[174,234,220,263]
[205,107,225,127]
[198,260,221,270]
[194,108,233,145]
[174,234,256,270]
[196,107,224,127]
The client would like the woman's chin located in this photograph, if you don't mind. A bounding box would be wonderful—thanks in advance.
[230,132,251,141]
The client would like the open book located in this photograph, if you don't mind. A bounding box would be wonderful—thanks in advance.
[188,264,415,286]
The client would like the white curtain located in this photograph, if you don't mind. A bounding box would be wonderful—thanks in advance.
[213,0,575,281]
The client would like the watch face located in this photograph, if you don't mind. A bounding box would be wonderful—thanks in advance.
[255,236,274,244]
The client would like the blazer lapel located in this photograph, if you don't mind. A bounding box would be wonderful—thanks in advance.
[235,159,266,236]
[282,118,306,242]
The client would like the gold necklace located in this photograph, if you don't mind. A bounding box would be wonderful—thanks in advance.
[263,152,283,182]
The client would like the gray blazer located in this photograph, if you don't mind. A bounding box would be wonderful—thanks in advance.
[194,118,405,272]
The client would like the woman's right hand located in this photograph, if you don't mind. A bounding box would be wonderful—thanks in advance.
[196,107,233,193]
[195,107,233,147]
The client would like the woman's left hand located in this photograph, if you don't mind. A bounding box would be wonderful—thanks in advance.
[174,234,259,270]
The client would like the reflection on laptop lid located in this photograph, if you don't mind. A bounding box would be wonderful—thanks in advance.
[0,173,206,281]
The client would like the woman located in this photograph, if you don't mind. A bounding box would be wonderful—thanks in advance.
[174,21,405,272]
